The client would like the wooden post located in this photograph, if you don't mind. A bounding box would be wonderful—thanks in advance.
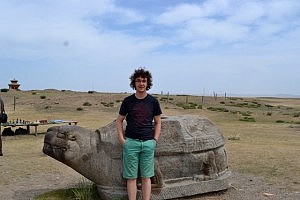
[26,125,30,134]
[13,96,16,111]
[167,92,169,104]
[35,126,37,136]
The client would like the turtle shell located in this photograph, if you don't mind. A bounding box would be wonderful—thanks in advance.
[156,115,225,155]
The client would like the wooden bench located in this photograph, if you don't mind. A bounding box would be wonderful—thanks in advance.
[1,120,78,136]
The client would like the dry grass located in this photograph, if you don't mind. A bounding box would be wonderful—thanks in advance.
[1,90,300,194]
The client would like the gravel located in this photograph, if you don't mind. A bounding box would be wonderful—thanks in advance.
[1,168,299,200]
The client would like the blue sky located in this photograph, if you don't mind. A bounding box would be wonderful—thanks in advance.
[1,0,300,96]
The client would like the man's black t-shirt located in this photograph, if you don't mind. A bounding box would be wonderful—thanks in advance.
[119,94,162,140]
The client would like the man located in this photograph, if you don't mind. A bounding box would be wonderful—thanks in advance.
[116,68,162,200]
[0,96,5,156]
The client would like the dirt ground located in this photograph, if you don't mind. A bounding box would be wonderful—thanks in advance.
[0,91,299,200]
[0,134,299,200]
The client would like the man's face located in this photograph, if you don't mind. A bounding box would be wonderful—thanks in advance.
[135,76,147,92]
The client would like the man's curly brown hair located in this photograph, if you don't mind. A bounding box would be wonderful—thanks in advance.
[129,67,153,91]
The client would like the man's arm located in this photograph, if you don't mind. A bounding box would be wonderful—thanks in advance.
[116,114,126,145]
[153,115,161,142]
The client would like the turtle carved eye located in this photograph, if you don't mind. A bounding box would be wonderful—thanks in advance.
[68,134,76,141]
[57,132,67,139]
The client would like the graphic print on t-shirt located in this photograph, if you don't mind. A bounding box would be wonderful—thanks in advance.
[132,102,151,126]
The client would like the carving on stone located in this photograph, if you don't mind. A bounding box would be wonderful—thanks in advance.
[43,115,231,200]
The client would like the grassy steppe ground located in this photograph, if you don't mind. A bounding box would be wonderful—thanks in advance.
[0,89,299,199]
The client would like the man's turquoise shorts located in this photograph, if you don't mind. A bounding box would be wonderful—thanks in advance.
[122,137,156,179]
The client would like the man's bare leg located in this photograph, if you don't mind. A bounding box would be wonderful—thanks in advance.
[127,178,137,200]
[141,177,151,200]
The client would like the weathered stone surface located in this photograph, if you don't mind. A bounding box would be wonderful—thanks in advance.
[43,115,231,199]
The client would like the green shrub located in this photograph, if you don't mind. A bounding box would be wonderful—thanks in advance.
[160,97,174,102]
[34,180,101,200]
[44,106,51,109]
[228,134,240,140]
[71,180,95,200]
[83,102,92,106]
[227,101,261,108]
[176,102,202,109]
[101,102,114,107]
[265,104,274,108]
[293,112,300,117]
[240,111,252,116]
[76,107,83,111]
[207,107,229,112]
[40,95,46,99]
[33,188,73,199]
[239,117,256,122]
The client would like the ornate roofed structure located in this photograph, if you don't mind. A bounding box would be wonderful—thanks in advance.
[8,78,20,90]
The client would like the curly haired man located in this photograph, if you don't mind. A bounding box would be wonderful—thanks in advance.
[116,68,162,200]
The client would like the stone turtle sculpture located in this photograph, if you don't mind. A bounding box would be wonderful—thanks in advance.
[43,115,231,199]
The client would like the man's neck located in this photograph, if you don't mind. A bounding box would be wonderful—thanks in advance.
[135,91,147,99]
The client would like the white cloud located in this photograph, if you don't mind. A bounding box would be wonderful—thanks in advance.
[228,2,265,25]
[1,0,300,95]
[154,4,203,26]
[154,0,236,26]
[182,18,249,42]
